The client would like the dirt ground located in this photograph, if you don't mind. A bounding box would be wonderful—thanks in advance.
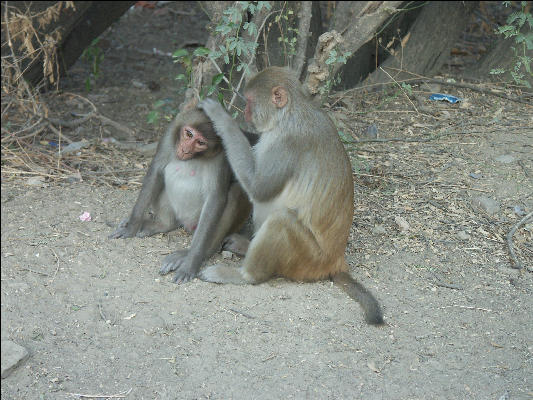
[1,3,532,399]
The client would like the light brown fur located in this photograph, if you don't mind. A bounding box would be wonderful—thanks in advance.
[200,67,383,325]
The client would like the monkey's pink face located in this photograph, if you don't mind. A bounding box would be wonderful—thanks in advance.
[177,125,208,160]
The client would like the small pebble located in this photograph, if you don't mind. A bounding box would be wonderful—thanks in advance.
[457,231,470,241]
[394,216,410,233]
[472,196,500,215]
[494,154,516,164]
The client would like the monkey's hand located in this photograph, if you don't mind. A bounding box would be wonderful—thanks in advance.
[198,99,239,134]
[159,250,199,284]
[108,218,139,239]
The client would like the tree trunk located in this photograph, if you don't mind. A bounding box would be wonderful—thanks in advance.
[1,1,134,87]
[361,1,478,87]
[464,24,533,88]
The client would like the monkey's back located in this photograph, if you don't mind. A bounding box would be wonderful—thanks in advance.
[266,107,354,265]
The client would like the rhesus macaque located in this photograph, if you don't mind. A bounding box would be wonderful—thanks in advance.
[109,108,251,283]
[199,67,383,325]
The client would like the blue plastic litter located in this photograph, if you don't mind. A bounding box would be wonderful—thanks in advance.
[429,93,462,103]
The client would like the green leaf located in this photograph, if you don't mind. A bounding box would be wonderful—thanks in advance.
[490,68,505,75]
[257,1,272,11]
[175,73,186,81]
[172,49,189,58]
[212,73,224,86]
[193,47,210,57]
[147,110,159,124]
[206,85,217,96]
[85,77,91,92]
[153,99,167,108]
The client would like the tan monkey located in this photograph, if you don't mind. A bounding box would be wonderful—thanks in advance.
[199,67,383,325]
[109,108,252,283]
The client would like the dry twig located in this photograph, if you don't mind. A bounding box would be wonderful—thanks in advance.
[506,211,533,270]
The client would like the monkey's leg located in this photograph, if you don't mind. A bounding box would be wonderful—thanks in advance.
[206,183,251,255]
[200,209,324,284]
[137,191,180,237]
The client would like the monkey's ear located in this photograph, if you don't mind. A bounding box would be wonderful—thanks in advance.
[271,86,288,108]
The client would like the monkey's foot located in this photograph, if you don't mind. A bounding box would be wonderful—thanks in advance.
[108,218,136,239]
[199,264,248,285]
[159,250,187,274]
[159,250,199,284]
[222,234,250,257]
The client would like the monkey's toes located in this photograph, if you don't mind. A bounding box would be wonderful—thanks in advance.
[108,228,131,239]
[159,262,178,275]
[171,269,196,284]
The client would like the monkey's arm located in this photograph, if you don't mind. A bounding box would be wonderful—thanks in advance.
[109,137,171,239]
[199,99,292,202]
[161,179,229,283]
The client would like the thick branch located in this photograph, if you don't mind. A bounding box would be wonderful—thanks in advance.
[304,1,403,95]
[293,1,313,78]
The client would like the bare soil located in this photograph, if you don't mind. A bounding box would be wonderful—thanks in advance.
[2,3,532,399]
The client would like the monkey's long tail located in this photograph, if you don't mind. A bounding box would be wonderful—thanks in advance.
[333,271,384,326]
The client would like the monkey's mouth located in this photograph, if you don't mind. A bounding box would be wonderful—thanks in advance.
[177,150,194,161]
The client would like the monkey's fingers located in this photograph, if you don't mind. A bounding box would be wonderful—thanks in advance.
[108,218,133,239]
[171,268,197,284]
[159,250,188,275]
[108,227,134,239]
[198,99,231,125]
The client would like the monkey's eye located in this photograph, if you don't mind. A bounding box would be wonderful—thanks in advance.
[185,129,194,138]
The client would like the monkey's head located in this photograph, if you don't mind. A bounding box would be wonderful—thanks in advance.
[175,109,221,161]
[244,67,304,132]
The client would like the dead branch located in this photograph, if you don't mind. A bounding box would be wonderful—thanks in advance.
[506,211,533,270]
[340,68,533,106]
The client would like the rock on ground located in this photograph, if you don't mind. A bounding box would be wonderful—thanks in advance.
[1,341,29,379]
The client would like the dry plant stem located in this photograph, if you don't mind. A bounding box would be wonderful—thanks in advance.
[240,5,271,78]
[506,211,533,270]
[379,66,419,113]
[66,388,132,399]
[293,1,313,78]
[421,77,533,106]
[353,68,532,106]
[353,129,475,144]
[46,122,74,144]
[47,112,95,129]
